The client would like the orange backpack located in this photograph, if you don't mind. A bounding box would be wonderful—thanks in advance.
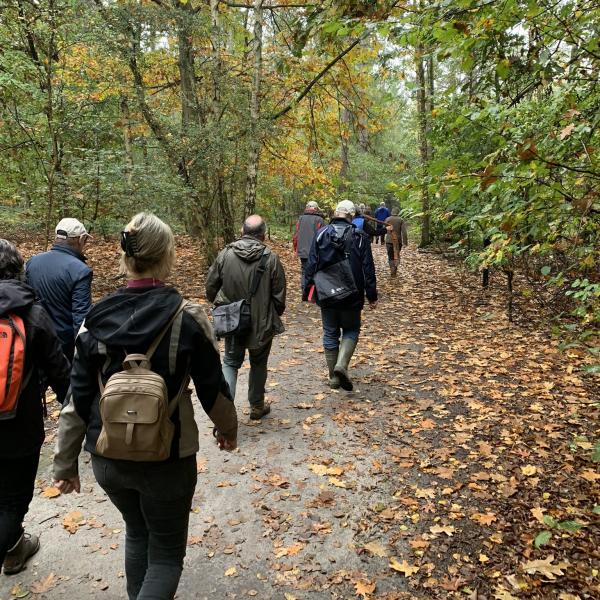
[0,313,26,421]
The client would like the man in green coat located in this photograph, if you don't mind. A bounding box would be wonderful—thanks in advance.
[206,215,286,420]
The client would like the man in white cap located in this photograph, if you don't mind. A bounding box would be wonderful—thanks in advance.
[26,218,93,366]
[293,200,325,300]
[303,200,377,391]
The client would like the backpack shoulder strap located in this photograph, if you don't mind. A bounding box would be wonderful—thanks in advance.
[248,251,270,300]
[146,299,188,361]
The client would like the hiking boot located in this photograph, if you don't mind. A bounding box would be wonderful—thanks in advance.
[333,338,357,391]
[250,402,271,421]
[3,532,40,575]
[324,348,340,389]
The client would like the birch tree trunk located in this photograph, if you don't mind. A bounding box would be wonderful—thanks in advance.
[244,0,263,217]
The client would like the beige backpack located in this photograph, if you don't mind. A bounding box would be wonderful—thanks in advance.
[95,300,189,462]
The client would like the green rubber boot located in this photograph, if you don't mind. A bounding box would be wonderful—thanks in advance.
[324,348,341,389]
[333,338,357,391]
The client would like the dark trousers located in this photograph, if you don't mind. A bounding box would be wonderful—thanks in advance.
[0,452,40,568]
[321,307,361,349]
[92,455,197,600]
[222,337,273,406]
[300,258,308,300]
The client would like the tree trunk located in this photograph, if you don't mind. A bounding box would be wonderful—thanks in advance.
[244,0,263,217]
[211,0,235,243]
[120,95,134,187]
[415,44,430,247]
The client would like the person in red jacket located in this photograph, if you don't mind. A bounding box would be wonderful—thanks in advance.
[293,201,325,300]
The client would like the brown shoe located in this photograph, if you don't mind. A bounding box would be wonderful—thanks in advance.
[3,532,40,575]
[250,403,271,421]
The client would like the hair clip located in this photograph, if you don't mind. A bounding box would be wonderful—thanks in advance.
[120,231,139,257]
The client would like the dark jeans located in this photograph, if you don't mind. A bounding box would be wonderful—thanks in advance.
[320,307,361,349]
[0,452,40,568]
[92,455,197,600]
[222,337,273,406]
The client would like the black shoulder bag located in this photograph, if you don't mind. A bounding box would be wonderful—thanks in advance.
[313,228,358,307]
[212,251,269,339]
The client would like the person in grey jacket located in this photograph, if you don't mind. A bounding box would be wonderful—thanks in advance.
[206,215,286,420]
[293,201,325,300]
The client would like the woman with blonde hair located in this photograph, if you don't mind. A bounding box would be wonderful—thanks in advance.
[54,213,237,599]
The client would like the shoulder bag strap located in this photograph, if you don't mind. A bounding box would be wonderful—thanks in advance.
[247,251,270,301]
[167,358,191,417]
[343,226,354,257]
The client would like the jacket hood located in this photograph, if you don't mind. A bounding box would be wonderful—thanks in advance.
[84,286,183,347]
[0,280,36,315]
[229,236,269,263]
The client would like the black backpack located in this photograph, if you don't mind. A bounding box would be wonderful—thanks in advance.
[313,227,358,307]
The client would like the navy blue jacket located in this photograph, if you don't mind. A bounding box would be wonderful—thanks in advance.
[375,206,391,222]
[26,244,93,358]
[304,218,377,310]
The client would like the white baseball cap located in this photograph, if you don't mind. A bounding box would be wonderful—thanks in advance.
[55,218,91,239]
[335,200,356,217]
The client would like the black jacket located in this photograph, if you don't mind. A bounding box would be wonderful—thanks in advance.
[304,218,378,310]
[0,280,70,458]
[26,244,93,358]
[68,286,237,461]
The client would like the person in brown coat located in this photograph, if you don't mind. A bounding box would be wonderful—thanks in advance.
[385,208,409,277]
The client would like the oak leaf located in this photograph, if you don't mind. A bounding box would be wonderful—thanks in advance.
[363,541,388,557]
[521,555,568,579]
[429,524,456,536]
[389,557,419,576]
[354,579,376,597]
[30,573,57,594]
[62,511,85,534]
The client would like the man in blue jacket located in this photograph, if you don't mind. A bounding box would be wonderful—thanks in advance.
[26,218,93,363]
[374,201,391,245]
[304,200,377,391]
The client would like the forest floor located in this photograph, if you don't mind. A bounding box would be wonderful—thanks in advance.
[0,236,598,600]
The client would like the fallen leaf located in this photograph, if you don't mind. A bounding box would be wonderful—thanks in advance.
[30,573,57,594]
[522,555,569,580]
[328,477,347,488]
[354,579,376,597]
[430,524,456,536]
[224,566,237,577]
[389,557,419,576]
[530,506,545,523]
[41,487,61,499]
[363,541,388,557]
[62,511,85,534]
[521,465,537,476]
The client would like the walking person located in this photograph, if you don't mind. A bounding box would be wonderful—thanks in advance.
[53,213,238,600]
[385,207,409,277]
[26,218,93,363]
[304,200,377,391]
[293,201,325,300]
[374,202,390,245]
[206,215,286,420]
[0,240,70,575]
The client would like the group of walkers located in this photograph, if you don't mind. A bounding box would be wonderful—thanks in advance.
[0,199,406,599]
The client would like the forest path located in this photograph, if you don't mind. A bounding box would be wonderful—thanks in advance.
[0,241,597,600]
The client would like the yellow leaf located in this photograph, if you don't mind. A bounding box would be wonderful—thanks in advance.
[530,506,545,523]
[62,511,85,534]
[363,541,388,557]
[308,464,328,476]
[224,567,237,577]
[479,554,490,563]
[41,487,61,499]
[354,579,376,597]
[389,557,419,576]
[522,555,569,580]
[328,477,347,488]
[429,524,456,536]
[521,465,537,476]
